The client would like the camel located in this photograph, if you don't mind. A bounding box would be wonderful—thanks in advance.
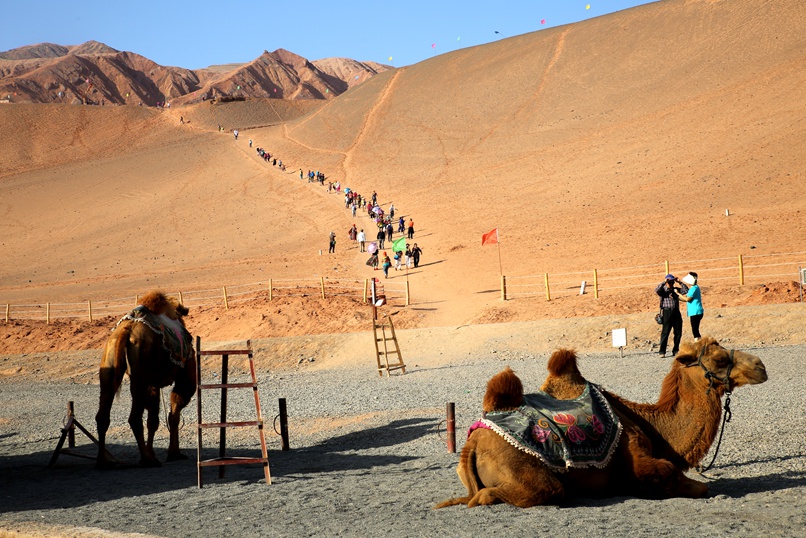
[435,337,767,508]
[95,291,197,468]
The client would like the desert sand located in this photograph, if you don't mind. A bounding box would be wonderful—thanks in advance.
[1,0,806,535]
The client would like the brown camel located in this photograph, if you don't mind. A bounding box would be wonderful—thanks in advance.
[435,337,767,508]
[95,291,197,468]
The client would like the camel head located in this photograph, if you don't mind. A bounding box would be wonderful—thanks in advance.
[139,291,189,321]
[675,337,767,393]
[483,367,524,413]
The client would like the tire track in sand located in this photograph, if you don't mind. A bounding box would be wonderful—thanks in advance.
[341,69,403,178]
[476,28,569,147]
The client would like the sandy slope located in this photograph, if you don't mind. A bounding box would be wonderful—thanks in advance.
[1,0,805,339]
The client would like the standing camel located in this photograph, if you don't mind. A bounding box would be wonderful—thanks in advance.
[436,338,767,508]
[95,291,197,468]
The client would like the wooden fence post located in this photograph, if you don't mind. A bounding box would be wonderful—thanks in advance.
[363,279,369,303]
[87,300,93,322]
[223,286,229,310]
[320,277,325,299]
[593,269,599,299]
[46,303,50,325]
[178,291,183,305]
[665,260,670,276]
[405,281,410,306]
[134,295,138,306]
[268,279,273,301]
[738,254,744,285]
[544,273,551,301]
[501,275,507,301]
[4,304,8,323]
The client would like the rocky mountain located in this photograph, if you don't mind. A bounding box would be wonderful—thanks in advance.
[0,41,391,105]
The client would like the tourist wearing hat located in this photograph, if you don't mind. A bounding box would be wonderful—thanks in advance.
[654,274,688,357]
[678,272,703,341]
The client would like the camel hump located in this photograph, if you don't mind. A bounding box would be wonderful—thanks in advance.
[139,291,188,319]
[483,367,525,413]
[541,349,587,400]
[547,348,581,377]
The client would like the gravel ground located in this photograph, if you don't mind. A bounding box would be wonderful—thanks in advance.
[1,343,805,537]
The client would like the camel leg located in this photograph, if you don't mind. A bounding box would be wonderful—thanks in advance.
[95,367,118,469]
[166,390,190,461]
[618,425,708,499]
[129,383,161,467]
[166,358,196,462]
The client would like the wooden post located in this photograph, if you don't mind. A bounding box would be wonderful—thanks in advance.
[738,254,744,285]
[363,279,369,303]
[501,275,507,301]
[665,260,670,276]
[87,300,93,322]
[405,281,410,306]
[278,398,290,451]
[223,286,229,310]
[320,277,325,299]
[268,279,273,301]
[4,303,8,323]
[46,303,50,325]
[446,402,456,453]
[178,291,183,305]
[67,401,75,448]
[134,295,138,306]
[593,269,599,299]
[545,273,551,301]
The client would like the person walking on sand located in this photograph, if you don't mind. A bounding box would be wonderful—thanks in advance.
[407,218,415,240]
[678,272,704,341]
[411,243,423,268]
[348,224,357,243]
[381,252,392,278]
[394,250,402,271]
[357,229,366,252]
[249,139,252,148]
[398,216,405,234]
[405,244,413,268]
[376,227,386,249]
[328,231,336,254]
[655,274,685,357]
[234,129,239,140]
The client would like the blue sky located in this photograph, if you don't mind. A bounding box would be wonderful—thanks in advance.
[3,1,657,69]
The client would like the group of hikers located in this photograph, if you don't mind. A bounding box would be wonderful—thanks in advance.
[243,132,423,279]
[254,146,286,170]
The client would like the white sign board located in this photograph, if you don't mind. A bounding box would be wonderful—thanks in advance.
[801,268,806,286]
[612,328,627,348]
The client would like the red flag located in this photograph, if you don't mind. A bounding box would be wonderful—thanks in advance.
[482,228,499,246]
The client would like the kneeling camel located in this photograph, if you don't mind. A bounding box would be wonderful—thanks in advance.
[436,338,767,508]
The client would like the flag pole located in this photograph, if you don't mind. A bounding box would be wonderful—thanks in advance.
[496,228,503,276]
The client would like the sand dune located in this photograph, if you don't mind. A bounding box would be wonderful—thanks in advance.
[1,0,804,334]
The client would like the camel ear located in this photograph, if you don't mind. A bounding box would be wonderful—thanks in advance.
[675,340,700,366]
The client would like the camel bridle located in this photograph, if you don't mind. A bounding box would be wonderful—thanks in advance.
[687,342,735,473]
[687,343,735,395]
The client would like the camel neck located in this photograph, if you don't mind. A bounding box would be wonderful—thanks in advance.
[616,367,725,469]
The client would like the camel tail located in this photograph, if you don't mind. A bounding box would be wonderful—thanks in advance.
[546,348,580,377]
[100,323,131,396]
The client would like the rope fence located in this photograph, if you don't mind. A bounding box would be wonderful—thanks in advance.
[3,251,803,322]
[502,252,806,301]
[3,277,411,323]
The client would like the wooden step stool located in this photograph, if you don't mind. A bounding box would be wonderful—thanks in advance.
[373,315,406,376]
[195,337,271,487]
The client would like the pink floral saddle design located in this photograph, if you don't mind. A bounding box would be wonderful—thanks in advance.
[469,383,622,471]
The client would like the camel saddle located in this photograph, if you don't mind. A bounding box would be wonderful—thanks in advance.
[470,383,622,472]
[116,305,193,367]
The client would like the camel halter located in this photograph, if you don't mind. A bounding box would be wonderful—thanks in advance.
[687,343,735,472]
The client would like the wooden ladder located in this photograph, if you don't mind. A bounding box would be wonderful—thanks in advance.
[373,315,406,376]
[195,337,270,487]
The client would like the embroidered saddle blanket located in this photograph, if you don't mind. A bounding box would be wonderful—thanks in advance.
[116,305,193,367]
[469,383,622,472]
